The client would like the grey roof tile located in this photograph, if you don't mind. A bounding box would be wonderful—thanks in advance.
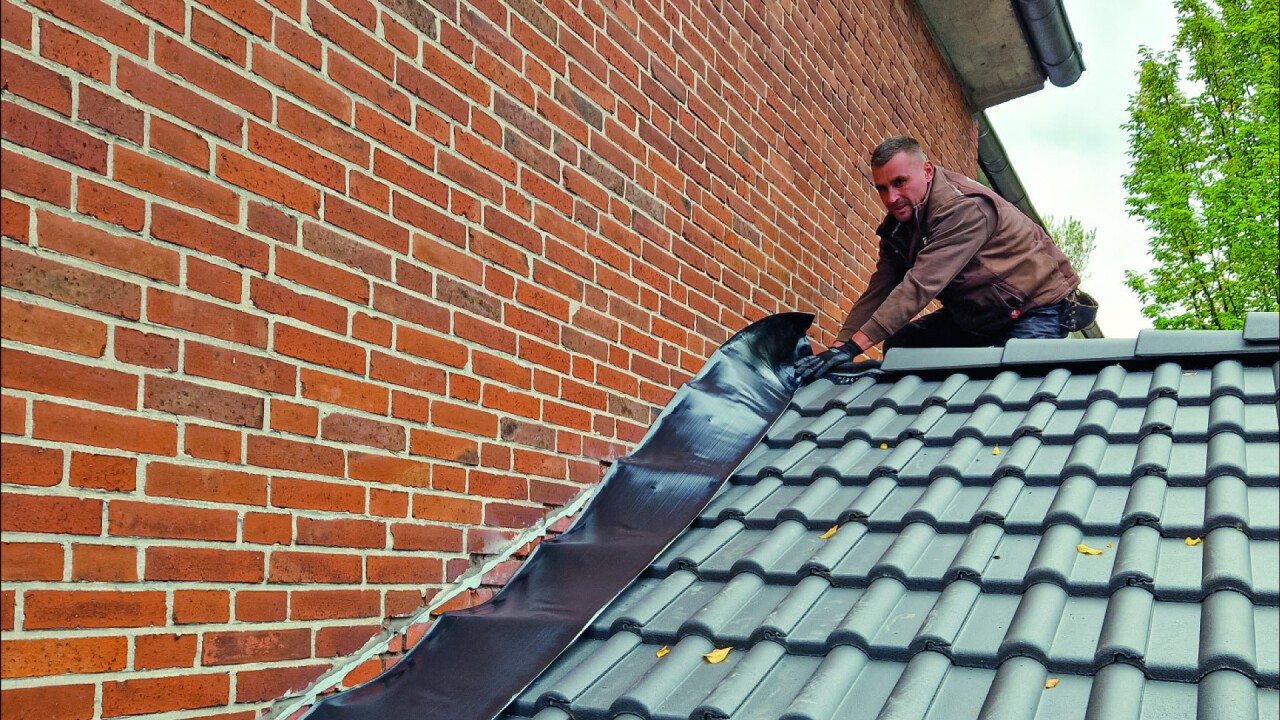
[1243,312,1280,342]
[505,351,1280,720]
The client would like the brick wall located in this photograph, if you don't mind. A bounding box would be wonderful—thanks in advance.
[0,0,975,717]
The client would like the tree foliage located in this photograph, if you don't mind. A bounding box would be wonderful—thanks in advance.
[1123,0,1279,329]
[1043,214,1097,280]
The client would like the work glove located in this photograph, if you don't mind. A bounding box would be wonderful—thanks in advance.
[794,342,860,383]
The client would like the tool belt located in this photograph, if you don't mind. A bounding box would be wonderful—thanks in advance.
[1060,289,1099,333]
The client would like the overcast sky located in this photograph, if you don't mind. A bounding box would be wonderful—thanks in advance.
[986,0,1181,338]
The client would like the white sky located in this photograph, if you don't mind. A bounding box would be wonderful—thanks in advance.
[986,0,1181,338]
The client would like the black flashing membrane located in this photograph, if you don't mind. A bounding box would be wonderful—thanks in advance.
[304,312,814,720]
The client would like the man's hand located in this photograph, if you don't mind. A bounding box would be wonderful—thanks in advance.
[794,342,861,383]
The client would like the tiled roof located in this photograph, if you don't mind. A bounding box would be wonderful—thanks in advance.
[500,316,1280,720]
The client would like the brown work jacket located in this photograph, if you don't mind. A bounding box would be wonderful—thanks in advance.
[836,167,1080,346]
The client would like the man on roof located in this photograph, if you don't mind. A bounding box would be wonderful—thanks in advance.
[796,135,1092,382]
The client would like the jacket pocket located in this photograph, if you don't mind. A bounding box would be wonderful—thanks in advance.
[939,265,1028,332]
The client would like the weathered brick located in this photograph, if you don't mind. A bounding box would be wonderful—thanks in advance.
[173,589,230,624]
[1,636,127,678]
[134,633,197,670]
[145,546,264,582]
[2,684,96,720]
[109,500,238,541]
[33,402,177,456]
[269,550,362,583]
[69,452,136,492]
[235,663,329,703]
[289,588,380,620]
[71,544,137,582]
[24,590,166,629]
[102,673,230,717]
[144,375,264,427]
[0,541,63,580]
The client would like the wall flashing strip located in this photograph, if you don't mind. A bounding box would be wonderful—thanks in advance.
[302,313,812,720]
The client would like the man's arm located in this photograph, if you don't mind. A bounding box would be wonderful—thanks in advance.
[834,238,903,346]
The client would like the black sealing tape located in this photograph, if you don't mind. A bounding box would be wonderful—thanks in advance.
[304,312,813,720]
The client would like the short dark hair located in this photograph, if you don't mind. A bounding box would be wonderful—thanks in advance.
[871,136,925,167]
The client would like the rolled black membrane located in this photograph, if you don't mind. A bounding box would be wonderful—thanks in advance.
[304,312,814,720]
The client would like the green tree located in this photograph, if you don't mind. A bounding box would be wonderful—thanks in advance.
[1123,0,1279,329]
[1043,214,1097,280]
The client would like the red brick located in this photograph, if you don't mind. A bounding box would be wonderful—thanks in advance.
[236,664,329,703]
[269,398,318,436]
[0,394,25,435]
[250,276,347,333]
[147,288,267,347]
[395,326,469,367]
[109,499,238,541]
[431,400,499,436]
[369,487,409,517]
[369,350,448,394]
[24,590,166,629]
[2,684,96,720]
[118,57,243,142]
[77,84,143,141]
[69,452,136,492]
[0,541,62,580]
[155,33,271,118]
[114,327,179,370]
[192,8,248,64]
[348,452,432,488]
[41,211,174,281]
[269,550,362,583]
[30,0,147,55]
[1,636,127,678]
[249,121,344,190]
[367,554,442,584]
[235,590,287,621]
[290,589,380,620]
[296,516,386,549]
[150,115,212,169]
[2,98,108,173]
[2,196,30,243]
[77,179,145,231]
[203,0,273,37]
[186,255,243,302]
[269,474,363,512]
[2,347,138,409]
[276,247,370,305]
[1,492,101,535]
[248,436,345,478]
[247,201,297,243]
[33,401,177,456]
[185,424,242,462]
[186,341,295,393]
[0,589,11,630]
[316,624,380,656]
[102,673,230,717]
[341,657,383,689]
[243,512,292,546]
[254,46,352,120]
[71,544,137,582]
[113,146,238,221]
[391,522,463,551]
[134,633,197,670]
[0,147,70,206]
[144,375,264,428]
[279,99,370,164]
[152,205,269,272]
[411,493,481,524]
[353,312,393,346]
[274,323,365,373]
[0,443,62,487]
[174,589,230,624]
[0,46,70,113]
[216,147,322,216]
[324,193,410,254]
[145,546,264,582]
[408,429,479,465]
[320,413,406,452]
[2,246,140,319]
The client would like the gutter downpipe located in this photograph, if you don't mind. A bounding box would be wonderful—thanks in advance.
[1015,0,1085,87]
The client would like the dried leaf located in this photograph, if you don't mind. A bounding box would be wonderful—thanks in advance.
[656,645,670,658]
[703,647,732,664]
[1106,543,1113,548]
[992,445,1001,456]
[819,525,839,540]
[1045,678,1060,689]
[1185,537,1202,546]
[879,443,889,450]
[1183,371,1197,376]
[1076,544,1104,556]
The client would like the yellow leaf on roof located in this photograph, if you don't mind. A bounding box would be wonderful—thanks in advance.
[992,445,1001,455]
[1185,537,1202,546]
[819,525,839,540]
[1106,543,1113,548]
[656,645,670,658]
[1076,544,1104,556]
[879,443,889,450]
[703,647,732,664]
[1045,678,1060,689]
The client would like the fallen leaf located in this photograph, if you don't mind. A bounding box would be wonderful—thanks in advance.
[1076,544,1104,556]
[703,647,732,664]
[1185,537,1202,546]
[879,443,889,450]
[819,525,839,539]
[992,445,1001,456]
[1106,542,1113,548]
[656,646,670,658]
[1183,371,1197,376]
[1045,678,1060,689]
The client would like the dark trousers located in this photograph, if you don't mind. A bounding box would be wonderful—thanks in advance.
[883,302,1067,351]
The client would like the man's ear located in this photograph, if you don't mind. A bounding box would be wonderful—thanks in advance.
[922,160,935,182]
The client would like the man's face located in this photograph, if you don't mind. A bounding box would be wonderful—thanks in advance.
[872,151,935,222]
